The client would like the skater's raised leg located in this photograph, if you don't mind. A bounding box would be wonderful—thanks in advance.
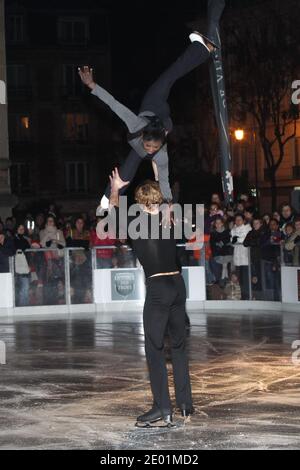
[140,42,211,126]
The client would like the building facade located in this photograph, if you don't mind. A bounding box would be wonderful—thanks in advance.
[6,0,113,215]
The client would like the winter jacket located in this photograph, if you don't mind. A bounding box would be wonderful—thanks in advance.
[14,234,31,252]
[0,237,16,273]
[231,224,252,266]
[210,228,232,257]
[243,227,267,264]
[284,229,300,266]
[39,226,66,250]
[90,229,116,259]
[261,229,282,262]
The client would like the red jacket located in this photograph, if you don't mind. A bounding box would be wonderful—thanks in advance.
[90,230,116,259]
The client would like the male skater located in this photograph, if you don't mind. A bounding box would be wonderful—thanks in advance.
[108,168,193,427]
[79,0,225,211]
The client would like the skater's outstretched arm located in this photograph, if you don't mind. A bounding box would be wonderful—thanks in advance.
[152,161,159,182]
[153,148,173,202]
[79,66,148,134]
[108,167,129,208]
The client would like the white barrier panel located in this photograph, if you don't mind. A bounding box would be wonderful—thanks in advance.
[184,267,206,301]
[0,273,13,308]
[93,267,206,304]
[281,267,300,304]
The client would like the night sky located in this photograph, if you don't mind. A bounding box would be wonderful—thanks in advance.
[16,0,266,101]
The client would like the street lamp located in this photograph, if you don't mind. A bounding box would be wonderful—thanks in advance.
[234,129,245,141]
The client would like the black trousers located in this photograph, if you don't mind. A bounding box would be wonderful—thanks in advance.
[104,42,210,198]
[143,274,193,414]
[236,266,250,300]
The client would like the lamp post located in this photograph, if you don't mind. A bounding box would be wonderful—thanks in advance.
[253,128,260,213]
[232,127,260,212]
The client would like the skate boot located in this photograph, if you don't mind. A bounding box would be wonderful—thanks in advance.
[135,407,174,428]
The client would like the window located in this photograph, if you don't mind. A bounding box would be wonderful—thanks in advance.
[62,65,84,96]
[58,17,89,44]
[62,113,88,142]
[7,15,24,43]
[10,163,30,194]
[8,114,31,142]
[7,65,31,97]
[65,162,88,193]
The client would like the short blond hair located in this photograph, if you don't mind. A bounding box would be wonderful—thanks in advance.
[135,180,164,209]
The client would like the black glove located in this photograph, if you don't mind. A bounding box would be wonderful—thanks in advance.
[232,236,238,244]
[46,240,52,248]
[294,236,300,244]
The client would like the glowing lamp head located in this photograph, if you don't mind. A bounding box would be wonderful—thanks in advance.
[234,129,244,141]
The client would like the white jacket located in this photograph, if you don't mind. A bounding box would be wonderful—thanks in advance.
[231,224,252,266]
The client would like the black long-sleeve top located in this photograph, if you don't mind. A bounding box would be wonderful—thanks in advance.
[111,206,179,278]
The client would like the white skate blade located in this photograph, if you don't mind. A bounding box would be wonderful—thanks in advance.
[189,32,210,52]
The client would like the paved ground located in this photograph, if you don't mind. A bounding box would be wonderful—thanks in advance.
[0,310,300,450]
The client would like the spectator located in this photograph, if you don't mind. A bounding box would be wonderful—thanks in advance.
[48,203,58,220]
[210,217,233,282]
[116,239,136,268]
[0,230,15,273]
[40,216,66,305]
[40,216,66,250]
[91,217,116,269]
[4,217,15,238]
[244,218,267,298]
[272,211,281,223]
[14,224,31,306]
[66,217,91,304]
[207,203,224,232]
[188,228,215,285]
[244,207,255,225]
[224,272,242,300]
[261,218,282,301]
[280,204,295,230]
[284,218,300,266]
[262,213,271,227]
[235,201,245,213]
[231,214,252,299]
[211,193,224,209]
[282,223,295,266]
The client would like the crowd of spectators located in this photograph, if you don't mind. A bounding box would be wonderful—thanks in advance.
[0,204,134,306]
[1,195,299,306]
[188,194,299,301]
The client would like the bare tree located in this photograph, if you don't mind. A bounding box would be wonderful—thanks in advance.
[226,0,299,210]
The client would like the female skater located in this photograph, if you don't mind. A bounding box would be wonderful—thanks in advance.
[78,1,225,211]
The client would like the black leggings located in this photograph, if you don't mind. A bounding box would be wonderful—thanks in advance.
[143,274,193,413]
[104,42,210,198]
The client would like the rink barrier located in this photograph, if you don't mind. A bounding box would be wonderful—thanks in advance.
[0,243,299,316]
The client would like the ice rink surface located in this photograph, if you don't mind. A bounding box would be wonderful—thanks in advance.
[0,309,300,450]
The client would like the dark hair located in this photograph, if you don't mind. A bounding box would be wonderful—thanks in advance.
[269,218,279,227]
[142,116,166,144]
[45,215,57,228]
[235,213,245,222]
